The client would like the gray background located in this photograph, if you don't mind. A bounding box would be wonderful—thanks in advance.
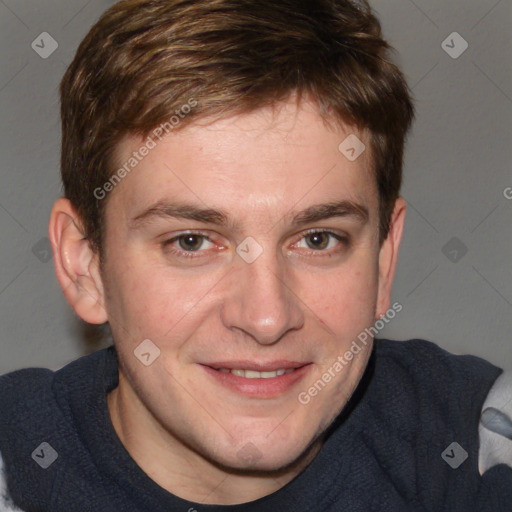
[0,0,510,373]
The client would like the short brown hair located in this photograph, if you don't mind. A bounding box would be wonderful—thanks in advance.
[60,0,414,254]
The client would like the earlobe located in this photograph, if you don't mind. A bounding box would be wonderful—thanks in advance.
[48,198,108,325]
[375,198,406,319]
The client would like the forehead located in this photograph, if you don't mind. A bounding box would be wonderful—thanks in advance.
[107,99,377,225]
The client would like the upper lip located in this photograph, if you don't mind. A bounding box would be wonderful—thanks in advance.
[202,361,310,371]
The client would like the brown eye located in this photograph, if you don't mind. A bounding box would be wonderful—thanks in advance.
[178,234,205,251]
[161,231,217,260]
[305,232,331,250]
[293,230,348,255]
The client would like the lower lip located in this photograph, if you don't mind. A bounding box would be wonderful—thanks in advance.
[201,365,312,398]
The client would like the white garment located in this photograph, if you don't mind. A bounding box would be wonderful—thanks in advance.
[479,370,512,474]
[0,456,23,512]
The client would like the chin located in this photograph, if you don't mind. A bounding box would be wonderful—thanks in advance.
[212,449,305,476]
[206,426,321,475]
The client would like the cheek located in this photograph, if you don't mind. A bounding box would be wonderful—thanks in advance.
[102,258,175,340]
[303,254,379,335]
[103,256,224,343]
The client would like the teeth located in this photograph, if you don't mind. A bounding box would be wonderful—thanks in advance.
[218,368,295,379]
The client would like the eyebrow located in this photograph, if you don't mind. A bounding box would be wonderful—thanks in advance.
[290,200,369,226]
[129,199,369,230]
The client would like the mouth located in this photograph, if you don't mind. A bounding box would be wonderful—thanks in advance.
[216,368,296,379]
[200,361,312,398]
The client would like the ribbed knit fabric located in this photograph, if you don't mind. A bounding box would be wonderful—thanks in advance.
[1,339,510,511]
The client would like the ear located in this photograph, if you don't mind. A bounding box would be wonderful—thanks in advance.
[375,197,406,319]
[48,198,108,325]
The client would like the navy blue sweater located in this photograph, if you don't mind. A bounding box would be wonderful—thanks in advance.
[1,339,511,511]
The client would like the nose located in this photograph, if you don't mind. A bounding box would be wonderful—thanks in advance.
[220,249,304,345]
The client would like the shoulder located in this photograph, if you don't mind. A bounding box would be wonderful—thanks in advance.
[373,338,502,424]
[0,366,58,510]
[373,338,502,399]
[0,349,117,509]
[0,366,55,430]
[368,339,501,447]
[0,365,54,394]
[376,339,512,474]
[0,348,115,422]
[0,349,116,440]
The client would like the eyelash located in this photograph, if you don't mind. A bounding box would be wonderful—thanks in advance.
[295,228,349,255]
[161,231,216,259]
[161,229,349,259]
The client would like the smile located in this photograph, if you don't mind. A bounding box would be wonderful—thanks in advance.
[201,363,312,398]
[216,368,296,378]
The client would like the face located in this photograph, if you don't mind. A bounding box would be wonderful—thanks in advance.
[99,99,395,472]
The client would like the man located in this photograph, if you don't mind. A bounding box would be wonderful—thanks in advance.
[1,0,511,510]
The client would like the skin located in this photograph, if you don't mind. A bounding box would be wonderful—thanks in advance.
[49,98,406,505]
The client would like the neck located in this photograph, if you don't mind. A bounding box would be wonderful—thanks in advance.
[107,371,322,505]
